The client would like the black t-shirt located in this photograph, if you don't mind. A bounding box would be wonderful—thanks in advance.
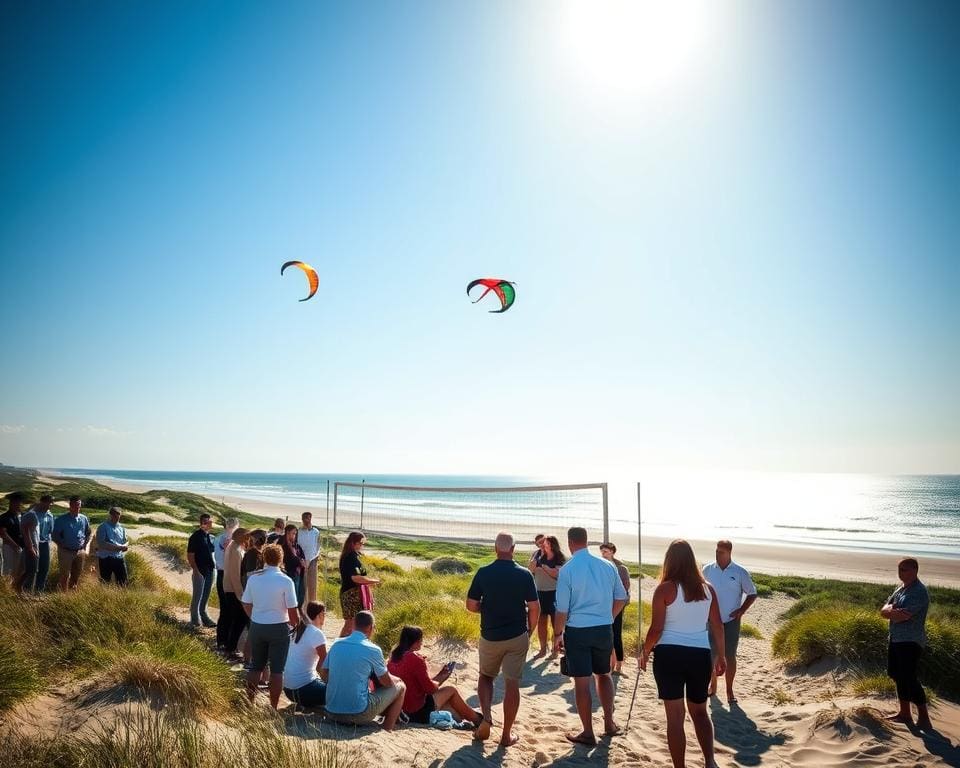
[467,559,539,642]
[283,541,305,578]
[187,529,215,572]
[0,510,24,548]
[340,550,367,593]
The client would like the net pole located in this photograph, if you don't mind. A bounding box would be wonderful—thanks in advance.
[626,480,642,733]
[360,479,365,531]
[637,480,642,639]
[333,483,339,528]
[602,483,609,543]
[325,480,330,529]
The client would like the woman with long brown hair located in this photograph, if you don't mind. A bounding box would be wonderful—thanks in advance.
[387,625,482,727]
[639,540,725,768]
[338,531,381,637]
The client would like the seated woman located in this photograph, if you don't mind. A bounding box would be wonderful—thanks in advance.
[387,625,482,727]
[282,601,328,708]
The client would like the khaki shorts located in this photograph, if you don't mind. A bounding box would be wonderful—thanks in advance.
[479,632,529,680]
[328,685,401,725]
[58,549,85,585]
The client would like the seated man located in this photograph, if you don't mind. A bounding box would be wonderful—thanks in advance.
[321,610,406,730]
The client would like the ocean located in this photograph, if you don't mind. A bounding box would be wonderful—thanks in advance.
[56,468,960,560]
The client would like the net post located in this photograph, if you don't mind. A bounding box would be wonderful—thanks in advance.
[325,479,330,529]
[333,482,339,528]
[636,480,642,639]
[602,483,609,544]
[360,479,366,530]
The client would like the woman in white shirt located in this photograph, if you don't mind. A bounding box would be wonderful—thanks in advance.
[283,601,328,708]
[241,543,301,709]
[640,540,725,768]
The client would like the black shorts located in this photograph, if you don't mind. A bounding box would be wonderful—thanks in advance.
[538,590,556,617]
[408,693,436,724]
[652,644,711,703]
[564,624,613,677]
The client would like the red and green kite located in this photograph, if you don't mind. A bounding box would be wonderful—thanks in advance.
[467,278,516,313]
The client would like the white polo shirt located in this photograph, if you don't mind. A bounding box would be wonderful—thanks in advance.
[240,565,298,624]
[702,560,757,623]
[297,526,321,562]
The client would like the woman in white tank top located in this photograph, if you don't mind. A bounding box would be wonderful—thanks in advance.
[640,540,725,768]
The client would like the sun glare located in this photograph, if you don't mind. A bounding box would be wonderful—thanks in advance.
[558,0,717,102]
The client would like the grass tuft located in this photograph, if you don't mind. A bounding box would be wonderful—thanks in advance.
[0,707,359,768]
[741,622,763,640]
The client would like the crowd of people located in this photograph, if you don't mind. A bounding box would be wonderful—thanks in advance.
[0,491,129,594]
[2,490,936,760]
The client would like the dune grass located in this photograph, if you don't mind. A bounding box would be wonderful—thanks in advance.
[772,605,960,700]
[0,706,358,768]
[139,535,192,571]
[741,622,763,640]
[0,555,237,716]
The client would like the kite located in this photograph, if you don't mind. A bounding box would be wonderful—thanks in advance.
[467,278,516,313]
[280,260,319,302]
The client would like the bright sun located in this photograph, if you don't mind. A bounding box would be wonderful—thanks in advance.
[558,0,717,101]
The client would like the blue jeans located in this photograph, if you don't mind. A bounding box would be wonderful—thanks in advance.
[284,679,327,708]
[21,542,51,593]
[190,569,214,624]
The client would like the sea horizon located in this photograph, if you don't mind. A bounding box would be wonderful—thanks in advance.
[47,466,960,561]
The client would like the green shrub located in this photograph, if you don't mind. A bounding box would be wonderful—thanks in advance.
[431,557,472,575]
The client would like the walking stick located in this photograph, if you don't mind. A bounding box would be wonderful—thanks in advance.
[625,481,643,733]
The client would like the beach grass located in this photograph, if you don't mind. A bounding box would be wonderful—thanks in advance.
[139,535,193,571]
[772,605,960,699]
[0,707,358,768]
[0,556,237,716]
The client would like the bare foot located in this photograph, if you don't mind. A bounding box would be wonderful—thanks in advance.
[473,718,492,741]
[532,648,547,659]
[565,731,597,746]
[604,722,621,737]
[916,718,933,731]
[499,733,520,748]
[884,712,913,725]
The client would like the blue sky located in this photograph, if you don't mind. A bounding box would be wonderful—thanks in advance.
[1,1,958,475]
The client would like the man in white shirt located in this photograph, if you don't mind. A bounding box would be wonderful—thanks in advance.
[297,511,321,603]
[554,527,629,747]
[702,540,757,704]
[321,610,407,730]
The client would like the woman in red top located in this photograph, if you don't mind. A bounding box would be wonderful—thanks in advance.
[387,626,483,726]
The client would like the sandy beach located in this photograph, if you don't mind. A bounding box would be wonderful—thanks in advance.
[90,475,960,589]
[11,534,958,768]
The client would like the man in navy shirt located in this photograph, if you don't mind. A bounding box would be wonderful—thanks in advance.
[52,495,92,590]
[466,531,539,748]
[0,491,26,587]
[187,513,217,627]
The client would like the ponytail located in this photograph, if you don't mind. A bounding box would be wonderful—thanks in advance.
[293,601,326,644]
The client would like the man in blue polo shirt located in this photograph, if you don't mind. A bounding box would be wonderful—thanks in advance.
[96,506,129,585]
[52,495,92,590]
[20,494,56,593]
[321,610,406,730]
[554,526,628,747]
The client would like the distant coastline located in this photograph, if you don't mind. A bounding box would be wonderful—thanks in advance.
[47,467,960,588]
